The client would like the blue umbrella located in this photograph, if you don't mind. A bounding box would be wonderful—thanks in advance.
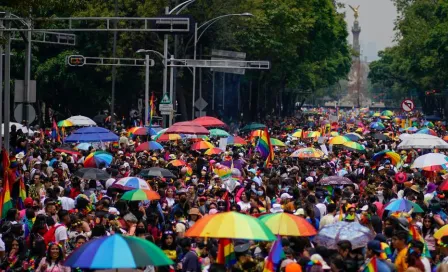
[314,222,374,249]
[76,143,92,151]
[384,199,424,213]
[135,141,163,152]
[65,127,119,143]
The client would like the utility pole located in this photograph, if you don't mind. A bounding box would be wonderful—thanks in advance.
[4,11,10,153]
[110,0,118,129]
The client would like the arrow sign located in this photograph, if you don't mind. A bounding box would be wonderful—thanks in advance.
[401,99,415,112]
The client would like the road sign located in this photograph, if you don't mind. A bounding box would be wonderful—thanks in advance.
[14,104,36,124]
[195,97,208,111]
[401,99,415,112]
[67,55,85,66]
[160,93,171,104]
[159,104,173,112]
[14,79,37,103]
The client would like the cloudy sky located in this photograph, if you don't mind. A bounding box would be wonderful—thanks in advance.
[339,0,398,61]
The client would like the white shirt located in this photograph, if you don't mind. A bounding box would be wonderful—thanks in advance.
[320,214,336,229]
[237,201,251,212]
[59,197,75,211]
[421,257,431,272]
[54,224,68,243]
[0,234,5,252]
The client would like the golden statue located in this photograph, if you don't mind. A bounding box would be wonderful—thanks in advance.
[349,5,360,19]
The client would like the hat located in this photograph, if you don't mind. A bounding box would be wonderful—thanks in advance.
[24,197,33,207]
[361,205,369,211]
[234,243,250,253]
[305,177,314,183]
[310,254,330,269]
[213,175,220,179]
[427,183,437,194]
[175,223,186,233]
[285,263,302,272]
[280,259,295,269]
[270,203,284,213]
[410,185,421,193]
[15,152,25,160]
[378,166,385,171]
[117,150,124,155]
[169,154,176,160]
[280,193,293,200]
[294,208,305,216]
[248,169,256,175]
[188,208,202,217]
[209,209,218,215]
[108,207,120,215]
[367,240,383,254]
[395,172,407,184]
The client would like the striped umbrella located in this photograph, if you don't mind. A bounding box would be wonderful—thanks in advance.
[84,151,113,168]
[259,213,317,237]
[381,110,394,117]
[121,189,161,201]
[168,159,187,167]
[370,122,385,130]
[342,141,366,153]
[344,133,363,141]
[111,177,151,190]
[226,136,247,145]
[191,141,215,150]
[205,148,224,155]
[372,150,401,165]
[156,133,182,142]
[57,120,74,127]
[328,136,350,145]
[291,130,302,138]
[270,138,286,147]
[135,141,163,152]
[290,148,324,159]
[384,199,424,213]
[305,131,321,138]
[416,128,437,136]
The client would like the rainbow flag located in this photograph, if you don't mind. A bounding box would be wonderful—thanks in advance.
[148,92,155,126]
[379,242,392,260]
[2,149,12,218]
[263,236,284,272]
[217,239,236,267]
[17,177,27,210]
[363,256,378,272]
[256,128,274,166]
[51,119,61,143]
[338,205,344,221]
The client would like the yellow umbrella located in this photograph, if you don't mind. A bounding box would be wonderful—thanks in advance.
[328,136,350,145]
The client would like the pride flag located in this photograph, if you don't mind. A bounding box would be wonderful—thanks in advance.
[363,256,377,272]
[256,128,274,166]
[51,118,61,143]
[17,177,27,210]
[1,149,12,218]
[217,238,236,267]
[263,236,284,272]
[148,92,156,127]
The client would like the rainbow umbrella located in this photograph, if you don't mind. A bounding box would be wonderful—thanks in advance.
[380,116,391,120]
[406,127,418,132]
[191,141,215,150]
[111,177,151,190]
[342,141,366,153]
[64,234,173,269]
[84,151,113,168]
[270,138,286,147]
[443,135,448,141]
[205,148,224,155]
[184,165,193,177]
[128,127,156,136]
[305,131,321,138]
[416,128,437,136]
[328,136,350,145]
[290,148,324,159]
[135,141,163,152]
[226,136,247,145]
[209,129,230,138]
[373,112,381,117]
[250,129,263,138]
[57,120,73,127]
[372,150,401,165]
[384,199,424,213]
[424,121,435,128]
[156,133,182,142]
[213,164,231,180]
[185,211,275,241]
[344,133,363,141]
[168,159,186,167]
[121,189,160,201]
[434,225,448,240]
[381,110,394,117]
[291,129,302,138]
[370,122,385,130]
[259,213,317,237]
[330,131,340,137]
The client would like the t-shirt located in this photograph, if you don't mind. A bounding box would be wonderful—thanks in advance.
[421,257,431,272]
[59,197,75,211]
[0,234,5,252]
[182,251,200,272]
[54,224,68,243]
[394,248,408,272]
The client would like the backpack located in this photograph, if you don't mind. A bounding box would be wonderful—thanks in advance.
[43,224,63,246]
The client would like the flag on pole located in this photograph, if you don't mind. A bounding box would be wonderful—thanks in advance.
[2,150,12,218]
[263,236,284,272]
[256,128,274,166]
[17,177,27,210]
[362,256,378,272]
[51,119,61,143]
[148,92,155,127]
[216,238,236,267]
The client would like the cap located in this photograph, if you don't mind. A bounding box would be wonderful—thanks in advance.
[285,263,302,272]
[367,240,383,253]
[310,254,330,269]
[305,177,314,182]
[270,203,284,213]
[395,172,407,184]
[294,208,305,216]
[248,169,256,175]
[280,193,293,199]
[24,197,33,207]
[361,205,369,211]
[188,208,202,217]
[175,223,186,233]
[234,243,250,253]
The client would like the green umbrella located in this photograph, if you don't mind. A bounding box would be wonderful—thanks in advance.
[241,123,266,131]
[153,128,168,140]
[209,128,230,137]
[121,189,161,201]
[270,138,286,147]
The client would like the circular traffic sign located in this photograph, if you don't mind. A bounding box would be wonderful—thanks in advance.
[401,99,415,112]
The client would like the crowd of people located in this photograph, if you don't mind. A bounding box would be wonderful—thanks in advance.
[0,110,448,272]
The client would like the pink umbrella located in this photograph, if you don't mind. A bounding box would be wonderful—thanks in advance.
[165,121,210,135]
[192,116,226,128]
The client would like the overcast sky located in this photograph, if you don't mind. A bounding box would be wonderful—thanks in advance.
[339,0,397,61]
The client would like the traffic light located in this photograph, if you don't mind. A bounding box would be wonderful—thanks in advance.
[67,55,85,66]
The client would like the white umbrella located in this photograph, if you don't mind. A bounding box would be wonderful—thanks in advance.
[411,153,448,169]
[398,134,448,149]
[1,122,34,136]
[67,115,97,126]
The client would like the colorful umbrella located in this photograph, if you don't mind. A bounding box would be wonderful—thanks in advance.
[57,120,73,127]
[111,177,151,190]
[205,148,224,155]
[344,133,363,141]
[384,199,424,213]
[250,130,263,138]
[139,167,176,179]
[135,141,163,152]
[84,151,113,168]
[121,189,160,201]
[165,121,209,135]
[213,165,232,180]
[443,135,448,141]
[76,143,92,151]
[185,211,276,241]
[314,222,374,249]
[63,234,173,269]
[434,225,448,240]
[424,121,435,128]
[341,141,366,153]
[240,123,266,132]
[226,136,247,145]
[291,130,302,138]
[290,148,324,159]
[192,116,226,128]
[128,127,156,136]
[370,122,385,130]
[416,128,437,136]
[330,131,340,137]
[405,127,418,132]
[372,150,401,165]
[318,176,353,185]
[411,153,448,171]
[328,136,350,145]
[270,138,286,147]
[209,129,230,137]
[258,213,317,237]
[191,141,215,150]
[156,133,182,142]
[380,116,391,120]
[305,131,321,138]
[168,159,186,167]
[373,112,381,117]
[381,110,394,117]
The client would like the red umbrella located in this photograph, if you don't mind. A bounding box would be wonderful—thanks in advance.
[192,116,226,127]
[165,121,209,135]
[54,148,81,156]
[439,180,448,191]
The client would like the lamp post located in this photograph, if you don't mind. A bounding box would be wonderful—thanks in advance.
[136,49,167,126]
[191,13,253,119]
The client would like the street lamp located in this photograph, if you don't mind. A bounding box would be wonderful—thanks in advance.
[191,13,253,118]
[136,49,168,126]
